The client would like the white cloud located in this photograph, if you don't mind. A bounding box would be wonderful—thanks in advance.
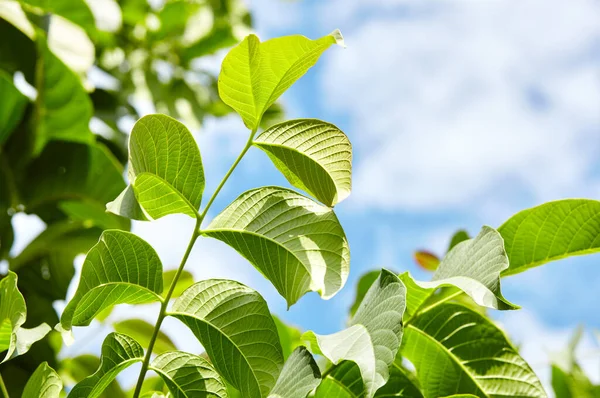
[321,0,600,216]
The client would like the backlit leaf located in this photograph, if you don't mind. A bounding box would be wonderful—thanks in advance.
[22,362,62,398]
[69,333,144,398]
[268,346,320,398]
[60,230,163,331]
[203,186,350,306]
[303,270,406,398]
[254,119,352,207]
[149,351,227,398]
[113,319,176,355]
[402,303,546,398]
[218,31,344,130]
[107,114,205,220]
[499,199,600,276]
[162,269,194,299]
[169,279,283,397]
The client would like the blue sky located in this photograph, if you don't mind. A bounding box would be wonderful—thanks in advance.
[9,0,600,390]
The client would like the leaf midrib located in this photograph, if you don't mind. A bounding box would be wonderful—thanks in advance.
[134,172,199,218]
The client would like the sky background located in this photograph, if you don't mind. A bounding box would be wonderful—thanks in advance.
[9,0,600,392]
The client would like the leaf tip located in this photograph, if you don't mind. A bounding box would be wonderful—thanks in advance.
[330,29,345,48]
[54,323,74,346]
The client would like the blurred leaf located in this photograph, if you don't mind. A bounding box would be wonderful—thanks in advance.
[19,0,96,36]
[268,346,320,398]
[0,70,27,145]
[169,279,283,397]
[60,354,125,398]
[254,119,352,207]
[499,199,600,276]
[204,186,350,307]
[60,231,163,331]
[348,270,379,318]
[447,229,470,252]
[161,269,194,299]
[414,250,440,272]
[0,18,36,80]
[22,362,62,398]
[273,315,302,360]
[113,319,176,355]
[218,30,344,130]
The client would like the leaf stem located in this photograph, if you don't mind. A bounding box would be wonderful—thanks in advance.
[132,127,258,398]
[131,217,200,398]
[0,373,9,398]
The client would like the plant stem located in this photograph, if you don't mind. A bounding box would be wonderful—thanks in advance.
[132,128,257,398]
[131,217,200,398]
[0,373,9,398]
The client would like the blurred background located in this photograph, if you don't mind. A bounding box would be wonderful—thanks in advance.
[1,0,599,395]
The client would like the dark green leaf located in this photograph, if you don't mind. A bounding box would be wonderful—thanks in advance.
[0,70,27,145]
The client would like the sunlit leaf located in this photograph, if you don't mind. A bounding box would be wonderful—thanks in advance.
[22,362,62,398]
[107,114,205,220]
[60,354,125,398]
[149,351,227,398]
[218,31,344,130]
[161,269,194,299]
[0,70,27,145]
[69,333,144,398]
[113,319,176,355]
[404,226,517,311]
[18,0,96,35]
[60,230,163,331]
[303,270,406,398]
[268,346,320,398]
[254,119,352,207]
[169,279,283,397]
[203,186,350,306]
[499,199,600,276]
[402,303,546,398]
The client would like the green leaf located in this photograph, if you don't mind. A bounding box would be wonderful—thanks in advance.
[404,226,517,311]
[69,333,144,398]
[402,303,546,398]
[268,346,320,398]
[169,279,283,397]
[113,319,176,355]
[107,114,205,220]
[273,315,303,360]
[218,31,344,130]
[22,362,62,398]
[203,186,350,306]
[19,0,96,35]
[303,270,406,398]
[314,361,364,397]
[499,199,600,276]
[0,70,27,145]
[149,351,227,398]
[0,271,49,363]
[59,355,126,398]
[162,269,194,299]
[348,271,380,318]
[374,363,424,398]
[253,119,352,207]
[447,230,470,252]
[60,230,163,331]
[33,41,93,154]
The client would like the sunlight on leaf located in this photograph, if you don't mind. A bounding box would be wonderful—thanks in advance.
[268,346,320,398]
[22,362,62,398]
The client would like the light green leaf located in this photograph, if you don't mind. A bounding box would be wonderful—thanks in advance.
[0,271,49,363]
[203,186,350,306]
[162,269,194,299]
[402,303,546,398]
[60,230,163,331]
[0,70,27,145]
[273,315,303,360]
[169,279,283,397]
[253,119,352,207]
[268,346,320,398]
[149,351,227,398]
[405,226,517,311]
[22,362,62,398]
[69,333,144,398]
[499,199,600,276]
[107,114,205,220]
[113,319,176,355]
[218,31,344,130]
[34,41,93,154]
[303,270,406,398]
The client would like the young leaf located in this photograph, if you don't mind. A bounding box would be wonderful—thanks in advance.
[107,114,205,220]
[0,70,27,145]
[22,362,62,398]
[113,319,176,355]
[402,303,546,398]
[218,31,344,130]
[0,271,50,363]
[499,199,600,276]
[303,270,406,398]
[203,186,350,306]
[69,333,144,398]
[404,226,517,311]
[414,250,440,272]
[168,279,283,397]
[253,119,352,207]
[268,346,321,398]
[60,230,163,331]
[149,351,227,398]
